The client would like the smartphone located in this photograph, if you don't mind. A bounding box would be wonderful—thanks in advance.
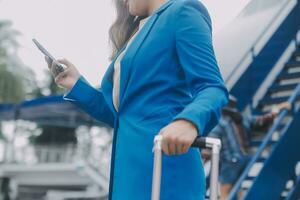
[32,38,67,77]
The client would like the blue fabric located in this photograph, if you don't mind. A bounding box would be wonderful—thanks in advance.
[209,116,246,164]
[219,155,250,184]
[208,114,253,184]
[63,0,229,199]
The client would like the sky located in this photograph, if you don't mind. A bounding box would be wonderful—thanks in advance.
[0,0,250,87]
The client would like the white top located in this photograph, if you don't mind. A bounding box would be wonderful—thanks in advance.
[112,16,151,112]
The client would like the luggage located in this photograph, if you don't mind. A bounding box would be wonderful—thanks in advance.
[151,135,221,200]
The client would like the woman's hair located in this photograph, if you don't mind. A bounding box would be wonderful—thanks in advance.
[109,0,145,61]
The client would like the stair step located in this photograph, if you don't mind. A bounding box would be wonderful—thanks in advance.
[284,61,300,69]
[258,95,300,106]
[278,71,300,80]
[268,83,298,93]
[292,50,300,59]
[244,101,300,199]
[246,176,256,181]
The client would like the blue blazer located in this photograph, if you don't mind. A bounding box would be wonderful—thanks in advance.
[63,0,229,199]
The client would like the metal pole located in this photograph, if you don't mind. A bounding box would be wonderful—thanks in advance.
[206,138,221,200]
[151,136,221,200]
[151,135,163,200]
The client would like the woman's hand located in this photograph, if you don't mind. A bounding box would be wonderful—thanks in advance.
[158,119,198,155]
[271,101,292,117]
[45,56,80,90]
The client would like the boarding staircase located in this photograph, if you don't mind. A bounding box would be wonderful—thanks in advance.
[228,44,300,200]
[221,0,300,199]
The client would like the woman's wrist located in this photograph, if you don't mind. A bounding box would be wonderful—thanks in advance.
[65,74,81,93]
[178,119,198,133]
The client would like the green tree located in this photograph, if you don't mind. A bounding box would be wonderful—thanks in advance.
[0,20,40,164]
[0,20,39,102]
[0,20,25,103]
[0,19,76,154]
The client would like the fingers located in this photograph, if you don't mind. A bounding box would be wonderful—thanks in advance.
[158,120,198,156]
[278,102,292,110]
[57,58,72,67]
[45,56,72,69]
[168,141,176,155]
[181,142,190,153]
[284,102,292,110]
[161,135,170,155]
[54,69,68,83]
[160,133,192,156]
[51,60,59,69]
[176,143,187,155]
[45,57,72,72]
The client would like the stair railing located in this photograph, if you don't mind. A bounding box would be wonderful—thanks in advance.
[225,0,294,87]
[227,83,300,199]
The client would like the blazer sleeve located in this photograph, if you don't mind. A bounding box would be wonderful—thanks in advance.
[63,75,115,127]
[171,0,229,137]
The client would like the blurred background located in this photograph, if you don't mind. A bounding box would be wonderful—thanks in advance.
[0,0,300,199]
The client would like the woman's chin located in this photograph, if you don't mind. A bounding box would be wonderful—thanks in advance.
[129,10,140,16]
[129,7,147,17]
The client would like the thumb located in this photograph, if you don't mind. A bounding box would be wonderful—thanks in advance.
[57,58,72,67]
[54,69,68,83]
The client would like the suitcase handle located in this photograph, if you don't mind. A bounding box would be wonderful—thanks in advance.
[191,136,222,153]
[192,136,206,148]
[191,136,206,148]
[151,135,221,200]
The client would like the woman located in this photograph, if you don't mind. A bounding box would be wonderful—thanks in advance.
[46,0,229,199]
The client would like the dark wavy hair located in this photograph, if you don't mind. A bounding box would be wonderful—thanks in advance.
[108,0,146,61]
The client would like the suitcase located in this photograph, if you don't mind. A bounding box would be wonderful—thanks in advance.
[151,135,221,200]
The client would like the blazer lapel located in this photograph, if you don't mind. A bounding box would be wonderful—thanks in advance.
[101,44,127,114]
[118,14,158,110]
[118,0,175,111]
[101,0,175,113]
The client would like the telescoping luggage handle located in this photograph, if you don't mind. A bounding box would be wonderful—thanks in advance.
[151,135,221,200]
